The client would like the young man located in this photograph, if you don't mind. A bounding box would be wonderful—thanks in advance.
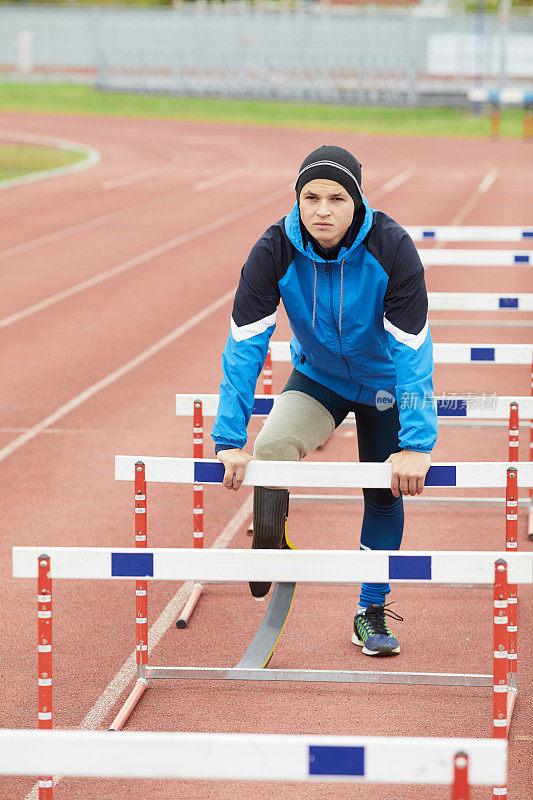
[211,145,437,657]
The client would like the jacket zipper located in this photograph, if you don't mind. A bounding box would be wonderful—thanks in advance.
[327,263,353,380]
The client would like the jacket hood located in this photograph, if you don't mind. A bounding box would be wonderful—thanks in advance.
[284,192,373,264]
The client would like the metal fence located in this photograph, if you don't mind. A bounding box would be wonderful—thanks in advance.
[1,3,532,106]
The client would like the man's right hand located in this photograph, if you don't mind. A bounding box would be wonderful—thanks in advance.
[216,448,252,491]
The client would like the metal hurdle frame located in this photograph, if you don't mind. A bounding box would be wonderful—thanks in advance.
[0,729,508,796]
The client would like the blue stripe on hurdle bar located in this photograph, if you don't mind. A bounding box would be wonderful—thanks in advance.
[470,347,495,361]
[523,231,533,239]
[422,230,435,238]
[425,465,457,486]
[308,745,365,777]
[389,555,432,580]
[499,297,519,308]
[514,254,529,263]
[194,461,225,483]
[111,552,154,577]
[436,399,467,417]
[252,397,275,415]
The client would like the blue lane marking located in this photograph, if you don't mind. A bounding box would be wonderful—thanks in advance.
[111,552,154,577]
[422,230,435,238]
[389,555,432,581]
[523,231,533,239]
[470,347,495,361]
[309,745,365,777]
[425,465,457,486]
[436,399,467,417]
[252,397,275,415]
[499,297,519,308]
[194,461,225,483]
[514,254,529,263]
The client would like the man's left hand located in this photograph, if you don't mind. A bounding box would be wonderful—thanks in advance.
[385,450,431,498]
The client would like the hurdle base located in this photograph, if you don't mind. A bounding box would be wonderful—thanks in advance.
[176,583,203,629]
[506,687,517,736]
[145,666,492,687]
[109,678,147,731]
[290,494,531,507]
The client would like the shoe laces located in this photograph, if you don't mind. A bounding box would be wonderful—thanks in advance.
[364,602,403,635]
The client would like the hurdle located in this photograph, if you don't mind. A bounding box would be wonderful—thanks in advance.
[262,342,533,528]
[0,729,507,795]
[106,457,531,757]
[266,341,533,368]
[177,393,533,523]
[406,226,533,243]
[417,249,531,266]
[467,87,533,140]
[425,292,533,311]
[12,543,533,753]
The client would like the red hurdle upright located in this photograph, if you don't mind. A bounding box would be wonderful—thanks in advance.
[109,462,148,731]
[492,559,509,799]
[37,555,53,800]
[176,401,204,628]
[505,468,518,720]
[508,402,519,462]
[262,349,272,394]
[451,752,470,800]
[193,400,205,549]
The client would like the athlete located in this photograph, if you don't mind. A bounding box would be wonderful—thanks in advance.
[211,145,437,656]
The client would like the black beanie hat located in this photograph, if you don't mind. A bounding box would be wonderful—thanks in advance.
[295,145,363,207]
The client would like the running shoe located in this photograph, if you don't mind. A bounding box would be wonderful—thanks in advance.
[352,603,403,656]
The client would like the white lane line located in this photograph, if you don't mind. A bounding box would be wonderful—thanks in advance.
[450,168,498,227]
[0,183,198,263]
[101,159,183,190]
[368,166,416,202]
[0,184,290,332]
[194,165,253,192]
[0,163,252,262]
[22,492,253,800]
[0,130,100,191]
[0,289,235,465]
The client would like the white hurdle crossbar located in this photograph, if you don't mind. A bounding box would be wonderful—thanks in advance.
[12,547,533,585]
[0,729,507,786]
[407,226,532,243]
[268,341,533,364]
[114,458,533,488]
[426,292,533,311]
[417,249,531,266]
[176,393,533,420]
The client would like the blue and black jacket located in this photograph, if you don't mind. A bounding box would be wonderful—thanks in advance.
[212,193,437,454]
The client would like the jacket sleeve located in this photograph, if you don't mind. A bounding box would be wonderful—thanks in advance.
[211,235,281,452]
[383,233,437,453]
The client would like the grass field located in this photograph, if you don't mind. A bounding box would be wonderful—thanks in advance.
[0,145,86,182]
[0,83,525,138]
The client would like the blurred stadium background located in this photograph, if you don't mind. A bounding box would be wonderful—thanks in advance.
[0,0,532,108]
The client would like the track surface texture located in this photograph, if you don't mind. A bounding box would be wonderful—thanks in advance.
[1,113,532,800]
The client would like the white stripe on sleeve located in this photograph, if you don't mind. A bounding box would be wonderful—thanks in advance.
[383,316,429,351]
[231,310,278,342]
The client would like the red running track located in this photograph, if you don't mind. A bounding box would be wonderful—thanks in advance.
[0,113,532,800]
